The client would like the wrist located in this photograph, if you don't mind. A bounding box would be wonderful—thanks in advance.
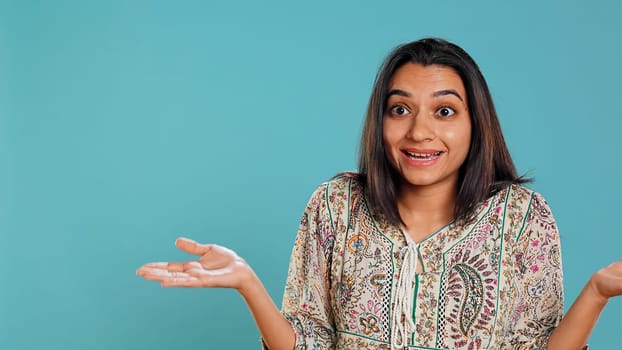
[585,275,610,307]
[236,264,264,299]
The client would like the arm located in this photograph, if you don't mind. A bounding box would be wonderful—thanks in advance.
[136,183,338,349]
[547,261,622,350]
[508,193,622,349]
[136,239,295,350]
[276,183,337,349]
[238,268,296,350]
[505,192,564,349]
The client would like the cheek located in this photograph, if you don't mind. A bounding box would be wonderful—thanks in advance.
[382,119,404,145]
[458,131,472,159]
[382,121,395,148]
[443,125,472,156]
[382,122,401,165]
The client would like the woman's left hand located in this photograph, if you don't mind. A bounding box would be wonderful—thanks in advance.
[588,260,622,302]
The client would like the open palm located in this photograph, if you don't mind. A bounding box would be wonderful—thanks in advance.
[136,237,253,290]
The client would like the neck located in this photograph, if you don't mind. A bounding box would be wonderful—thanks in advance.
[398,180,458,242]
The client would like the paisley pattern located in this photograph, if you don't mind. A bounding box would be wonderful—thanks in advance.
[272,174,563,349]
[451,263,484,336]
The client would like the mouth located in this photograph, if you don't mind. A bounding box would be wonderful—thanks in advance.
[402,150,443,161]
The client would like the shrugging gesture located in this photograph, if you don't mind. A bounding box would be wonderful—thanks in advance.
[547,260,622,350]
[136,238,296,350]
[136,38,622,349]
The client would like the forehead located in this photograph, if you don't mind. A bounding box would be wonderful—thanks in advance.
[389,63,465,93]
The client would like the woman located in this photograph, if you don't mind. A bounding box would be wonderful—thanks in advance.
[136,38,622,349]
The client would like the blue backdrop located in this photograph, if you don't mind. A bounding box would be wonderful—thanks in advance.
[2,0,621,348]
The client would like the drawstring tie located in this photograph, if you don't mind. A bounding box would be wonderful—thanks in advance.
[391,235,419,350]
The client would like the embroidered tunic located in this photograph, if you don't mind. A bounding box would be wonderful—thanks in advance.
[279,174,563,350]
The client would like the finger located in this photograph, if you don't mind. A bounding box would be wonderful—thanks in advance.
[140,269,182,280]
[183,261,202,270]
[136,261,188,276]
[167,261,206,272]
[141,273,168,282]
[136,262,169,276]
[141,262,169,268]
[176,237,212,256]
[139,263,195,277]
[166,262,185,272]
[141,270,191,282]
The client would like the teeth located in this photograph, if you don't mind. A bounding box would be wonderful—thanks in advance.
[405,151,441,158]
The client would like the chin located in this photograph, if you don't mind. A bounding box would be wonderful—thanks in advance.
[401,177,438,187]
[400,172,458,189]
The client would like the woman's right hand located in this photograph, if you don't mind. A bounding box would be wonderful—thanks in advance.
[588,260,622,302]
[137,238,295,349]
[136,237,255,292]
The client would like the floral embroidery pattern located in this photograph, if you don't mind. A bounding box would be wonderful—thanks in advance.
[271,175,563,350]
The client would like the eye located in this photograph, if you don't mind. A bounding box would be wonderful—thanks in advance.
[389,105,410,116]
[436,106,456,118]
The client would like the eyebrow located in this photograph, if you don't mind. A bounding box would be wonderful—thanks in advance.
[432,89,464,101]
[387,88,464,102]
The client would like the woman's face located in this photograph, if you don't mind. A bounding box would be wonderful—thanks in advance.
[383,63,472,192]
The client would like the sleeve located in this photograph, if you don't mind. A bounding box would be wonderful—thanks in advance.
[505,192,565,350]
[264,183,337,349]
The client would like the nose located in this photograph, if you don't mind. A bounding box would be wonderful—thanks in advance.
[407,114,435,142]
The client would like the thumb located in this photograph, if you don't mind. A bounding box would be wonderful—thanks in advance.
[175,237,211,256]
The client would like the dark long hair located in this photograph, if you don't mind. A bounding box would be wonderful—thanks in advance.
[358,38,528,225]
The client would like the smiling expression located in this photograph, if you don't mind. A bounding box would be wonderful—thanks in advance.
[383,63,472,192]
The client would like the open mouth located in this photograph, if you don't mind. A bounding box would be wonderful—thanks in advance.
[402,150,443,161]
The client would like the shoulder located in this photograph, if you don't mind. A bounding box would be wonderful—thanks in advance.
[493,184,553,216]
[497,184,558,242]
[327,171,363,191]
[303,172,364,228]
[507,184,555,218]
[308,172,363,205]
